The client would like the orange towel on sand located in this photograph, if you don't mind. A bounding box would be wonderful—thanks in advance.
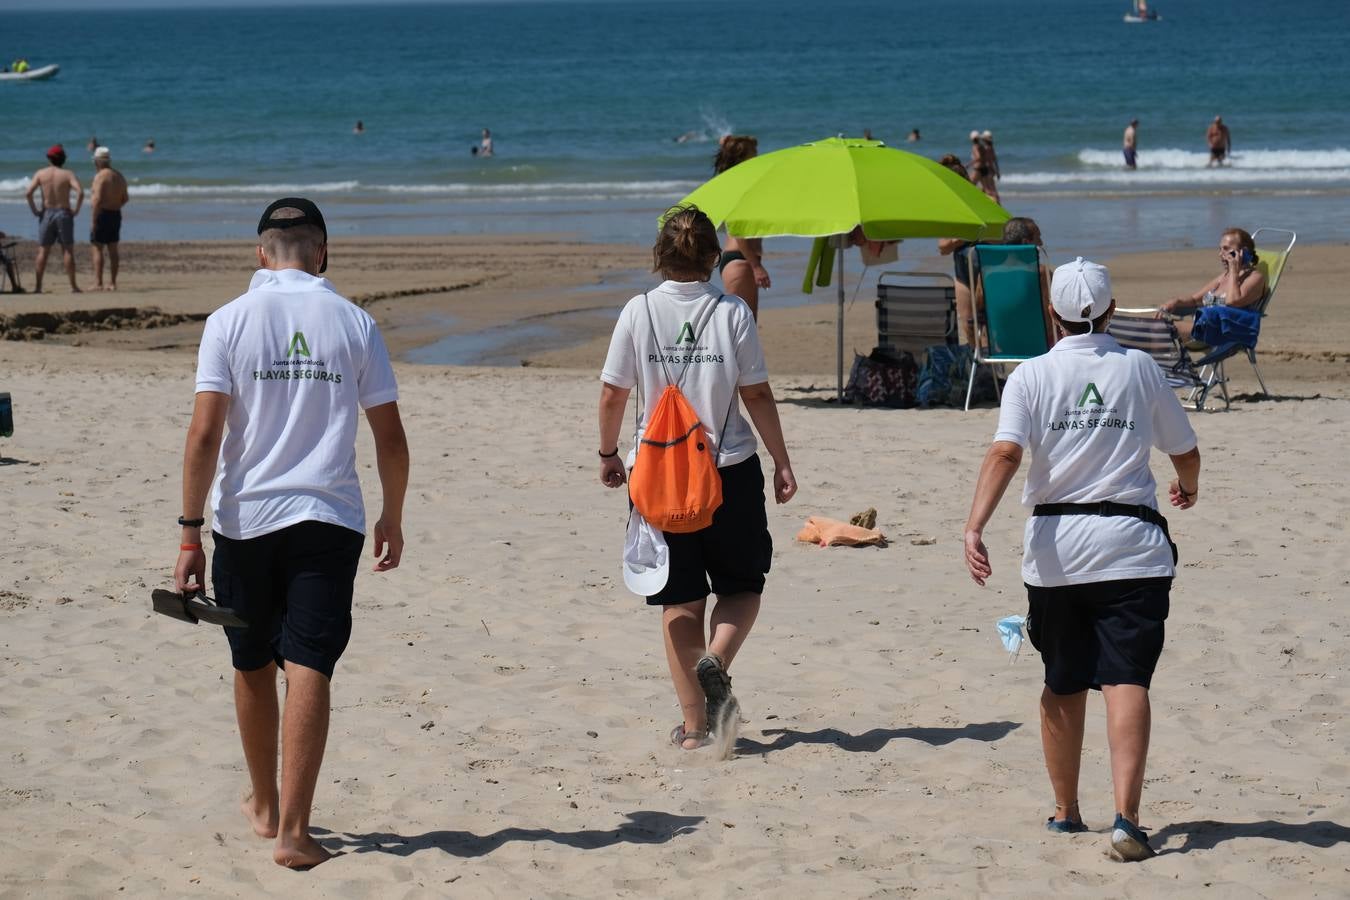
[796,516,886,547]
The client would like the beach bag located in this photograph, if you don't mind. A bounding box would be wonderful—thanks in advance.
[1192,305,1261,349]
[917,344,996,407]
[844,347,917,408]
[628,293,732,534]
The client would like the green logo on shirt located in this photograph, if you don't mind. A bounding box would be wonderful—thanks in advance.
[286,331,311,358]
[1077,382,1105,407]
[675,322,696,344]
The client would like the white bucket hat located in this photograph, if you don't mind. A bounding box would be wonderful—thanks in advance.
[1050,256,1113,323]
[623,512,669,596]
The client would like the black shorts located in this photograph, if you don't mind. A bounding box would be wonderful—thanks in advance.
[647,454,772,606]
[1025,577,1170,695]
[91,209,122,244]
[952,244,972,286]
[212,521,365,680]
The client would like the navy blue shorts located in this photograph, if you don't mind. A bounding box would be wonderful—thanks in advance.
[212,521,365,680]
[1026,577,1170,695]
[647,454,772,606]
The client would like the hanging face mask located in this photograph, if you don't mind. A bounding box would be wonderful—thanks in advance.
[997,614,1027,663]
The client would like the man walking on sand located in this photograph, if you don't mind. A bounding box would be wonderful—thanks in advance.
[24,144,83,294]
[1123,119,1139,170]
[174,197,410,869]
[89,146,129,291]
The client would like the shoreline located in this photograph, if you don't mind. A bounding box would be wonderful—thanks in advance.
[3,236,1345,395]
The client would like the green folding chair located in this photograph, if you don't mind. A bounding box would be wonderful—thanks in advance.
[966,244,1050,411]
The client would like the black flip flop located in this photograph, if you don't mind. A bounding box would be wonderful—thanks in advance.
[151,589,248,628]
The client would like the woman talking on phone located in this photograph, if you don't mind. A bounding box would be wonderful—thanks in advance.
[1156,228,1265,341]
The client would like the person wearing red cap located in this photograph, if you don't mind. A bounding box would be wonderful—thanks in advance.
[24,144,83,293]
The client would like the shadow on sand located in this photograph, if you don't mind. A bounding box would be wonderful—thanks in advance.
[313,810,703,859]
[735,720,1021,756]
[1155,819,1350,855]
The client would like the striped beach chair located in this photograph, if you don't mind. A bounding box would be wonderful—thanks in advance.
[874,271,957,360]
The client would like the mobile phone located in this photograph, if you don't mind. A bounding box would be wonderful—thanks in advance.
[1240,248,1254,265]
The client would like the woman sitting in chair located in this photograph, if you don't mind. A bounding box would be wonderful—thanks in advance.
[1157,228,1266,341]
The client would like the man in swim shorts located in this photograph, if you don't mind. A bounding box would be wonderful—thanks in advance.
[1206,116,1230,167]
[173,198,409,869]
[24,144,83,293]
[89,146,129,291]
[1123,119,1138,170]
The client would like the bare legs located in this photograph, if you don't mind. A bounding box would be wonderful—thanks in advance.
[234,661,334,868]
[1040,687,1087,824]
[1102,684,1151,824]
[235,665,280,838]
[954,280,975,346]
[92,243,119,290]
[33,246,48,293]
[33,245,80,293]
[661,592,761,749]
[721,260,759,320]
[1040,683,1152,826]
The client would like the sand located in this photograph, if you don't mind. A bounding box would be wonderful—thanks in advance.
[1,240,1348,897]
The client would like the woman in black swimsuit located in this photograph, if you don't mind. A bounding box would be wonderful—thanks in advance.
[714,135,769,319]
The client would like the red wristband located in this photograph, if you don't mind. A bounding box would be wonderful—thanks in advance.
[180,543,203,551]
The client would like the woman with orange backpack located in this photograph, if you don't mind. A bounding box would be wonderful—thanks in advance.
[597,204,797,752]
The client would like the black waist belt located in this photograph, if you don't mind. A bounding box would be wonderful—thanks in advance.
[1032,501,1178,565]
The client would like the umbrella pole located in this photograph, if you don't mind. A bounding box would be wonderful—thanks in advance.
[836,239,845,402]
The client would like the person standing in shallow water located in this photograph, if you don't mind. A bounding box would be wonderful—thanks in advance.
[964,257,1201,862]
[174,198,409,868]
[597,204,796,752]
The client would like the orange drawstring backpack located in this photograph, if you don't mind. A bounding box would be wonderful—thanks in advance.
[628,293,734,534]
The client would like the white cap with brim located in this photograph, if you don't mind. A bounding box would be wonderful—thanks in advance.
[1051,257,1113,323]
[623,511,669,596]
[93,146,110,160]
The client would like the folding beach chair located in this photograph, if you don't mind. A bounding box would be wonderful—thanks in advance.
[1110,228,1296,411]
[1190,227,1297,404]
[875,271,957,359]
[965,244,1050,411]
[1106,313,1214,404]
[0,240,23,293]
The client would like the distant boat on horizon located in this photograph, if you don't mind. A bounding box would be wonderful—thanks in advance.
[0,63,59,82]
[1124,0,1161,23]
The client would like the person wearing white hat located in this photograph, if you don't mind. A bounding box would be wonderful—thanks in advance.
[963,256,1202,862]
[89,146,129,291]
[968,130,999,202]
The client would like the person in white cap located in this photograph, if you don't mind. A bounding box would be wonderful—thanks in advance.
[968,130,998,202]
[962,256,1202,862]
[89,146,129,290]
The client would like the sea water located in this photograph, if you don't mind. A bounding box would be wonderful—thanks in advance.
[2,0,1348,251]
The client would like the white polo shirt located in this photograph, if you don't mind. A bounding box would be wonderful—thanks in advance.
[993,333,1197,586]
[195,268,399,540]
[600,280,768,468]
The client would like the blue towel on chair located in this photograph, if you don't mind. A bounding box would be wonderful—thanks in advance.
[1192,305,1261,349]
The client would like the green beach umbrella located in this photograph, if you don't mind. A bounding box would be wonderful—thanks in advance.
[670,136,1010,399]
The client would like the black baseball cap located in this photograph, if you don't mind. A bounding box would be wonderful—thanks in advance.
[257,197,329,273]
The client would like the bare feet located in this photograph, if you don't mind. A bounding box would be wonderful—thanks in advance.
[107,284,117,292]
[71,286,82,293]
[273,833,333,869]
[241,795,278,839]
